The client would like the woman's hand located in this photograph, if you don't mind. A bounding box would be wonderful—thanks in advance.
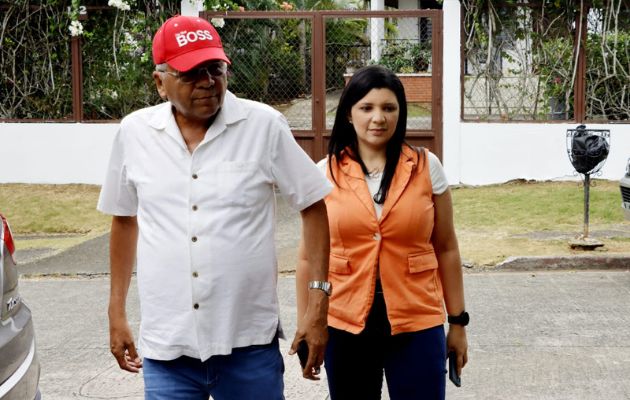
[446,324,468,376]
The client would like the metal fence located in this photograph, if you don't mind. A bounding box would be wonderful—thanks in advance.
[461,0,630,122]
[1,8,442,159]
[203,10,441,160]
[213,13,434,131]
[0,1,178,121]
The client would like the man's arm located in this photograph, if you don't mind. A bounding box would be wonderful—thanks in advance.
[108,215,142,373]
[292,199,329,380]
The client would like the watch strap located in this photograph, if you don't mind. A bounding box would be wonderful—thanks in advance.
[447,311,469,326]
[308,280,332,296]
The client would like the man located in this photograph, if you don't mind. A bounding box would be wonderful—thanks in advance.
[97,15,332,399]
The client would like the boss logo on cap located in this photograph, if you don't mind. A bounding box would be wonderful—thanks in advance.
[175,30,215,47]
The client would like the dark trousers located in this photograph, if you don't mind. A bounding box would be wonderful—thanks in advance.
[324,284,446,400]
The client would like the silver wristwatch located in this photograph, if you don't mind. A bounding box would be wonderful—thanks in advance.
[308,280,332,296]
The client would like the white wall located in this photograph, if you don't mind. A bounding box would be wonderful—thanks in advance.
[457,123,629,185]
[0,1,628,186]
[0,123,118,184]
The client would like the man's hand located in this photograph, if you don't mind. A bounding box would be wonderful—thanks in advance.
[294,200,330,380]
[289,290,329,380]
[109,314,142,373]
[109,216,140,373]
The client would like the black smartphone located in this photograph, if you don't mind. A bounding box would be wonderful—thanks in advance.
[297,340,309,369]
[448,351,461,387]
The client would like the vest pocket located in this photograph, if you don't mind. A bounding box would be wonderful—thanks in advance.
[408,249,439,273]
[329,253,351,274]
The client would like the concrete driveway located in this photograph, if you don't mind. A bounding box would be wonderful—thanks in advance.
[19,269,630,400]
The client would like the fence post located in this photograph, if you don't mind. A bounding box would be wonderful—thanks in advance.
[71,36,83,121]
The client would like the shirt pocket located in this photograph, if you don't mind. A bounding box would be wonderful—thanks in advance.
[329,253,351,275]
[214,161,262,207]
[407,248,439,273]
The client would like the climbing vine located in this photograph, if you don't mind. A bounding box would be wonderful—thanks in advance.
[461,0,629,121]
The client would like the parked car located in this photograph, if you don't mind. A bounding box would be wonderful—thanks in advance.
[622,159,630,221]
[0,213,40,399]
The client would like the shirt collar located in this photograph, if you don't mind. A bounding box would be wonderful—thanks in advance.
[147,90,247,145]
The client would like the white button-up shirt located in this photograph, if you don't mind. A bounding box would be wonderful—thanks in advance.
[98,91,332,361]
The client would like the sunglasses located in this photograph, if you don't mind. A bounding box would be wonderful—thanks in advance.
[160,62,227,84]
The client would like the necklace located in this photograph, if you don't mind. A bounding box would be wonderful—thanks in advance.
[367,167,383,178]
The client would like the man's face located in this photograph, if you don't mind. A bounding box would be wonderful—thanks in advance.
[153,61,228,124]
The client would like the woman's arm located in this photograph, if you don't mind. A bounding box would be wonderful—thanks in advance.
[432,188,468,375]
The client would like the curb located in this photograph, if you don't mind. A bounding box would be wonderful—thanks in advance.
[16,232,630,276]
[495,254,630,271]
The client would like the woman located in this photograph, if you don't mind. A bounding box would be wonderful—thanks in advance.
[296,65,468,399]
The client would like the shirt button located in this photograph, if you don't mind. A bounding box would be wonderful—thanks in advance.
[192,205,198,211]
[192,236,198,242]
[192,173,198,179]
[193,271,199,278]
[193,303,199,310]
[373,233,381,241]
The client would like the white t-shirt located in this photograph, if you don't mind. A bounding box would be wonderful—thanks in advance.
[98,91,332,362]
[317,150,448,219]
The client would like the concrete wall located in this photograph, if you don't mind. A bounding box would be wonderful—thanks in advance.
[0,0,628,185]
[0,123,117,184]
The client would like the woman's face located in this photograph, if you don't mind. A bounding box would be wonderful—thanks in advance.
[349,88,399,152]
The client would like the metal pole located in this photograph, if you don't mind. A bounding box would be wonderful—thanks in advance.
[583,173,590,238]
[71,36,83,121]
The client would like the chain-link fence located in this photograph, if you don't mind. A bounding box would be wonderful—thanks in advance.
[585,6,630,121]
[0,0,179,121]
[464,75,551,120]
[462,2,578,121]
[324,16,433,130]
[216,14,434,130]
[0,2,74,119]
[462,0,629,122]
[218,17,313,129]
[2,8,437,135]
[81,6,179,120]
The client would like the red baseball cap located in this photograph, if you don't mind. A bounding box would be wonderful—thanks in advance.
[152,15,231,72]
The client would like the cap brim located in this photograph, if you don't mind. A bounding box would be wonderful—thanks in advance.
[167,47,231,72]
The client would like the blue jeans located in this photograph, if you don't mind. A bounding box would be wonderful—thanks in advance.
[324,285,446,400]
[143,338,285,400]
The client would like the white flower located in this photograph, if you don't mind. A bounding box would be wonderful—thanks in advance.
[68,20,84,37]
[124,32,135,44]
[123,31,142,56]
[108,0,131,11]
[211,18,225,28]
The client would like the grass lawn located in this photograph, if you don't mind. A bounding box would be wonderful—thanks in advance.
[451,180,630,265]
[1,180,628,266]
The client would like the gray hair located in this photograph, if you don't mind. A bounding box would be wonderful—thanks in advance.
[155,63,168,72]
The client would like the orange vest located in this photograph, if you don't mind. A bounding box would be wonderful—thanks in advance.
[324,146,445,335]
